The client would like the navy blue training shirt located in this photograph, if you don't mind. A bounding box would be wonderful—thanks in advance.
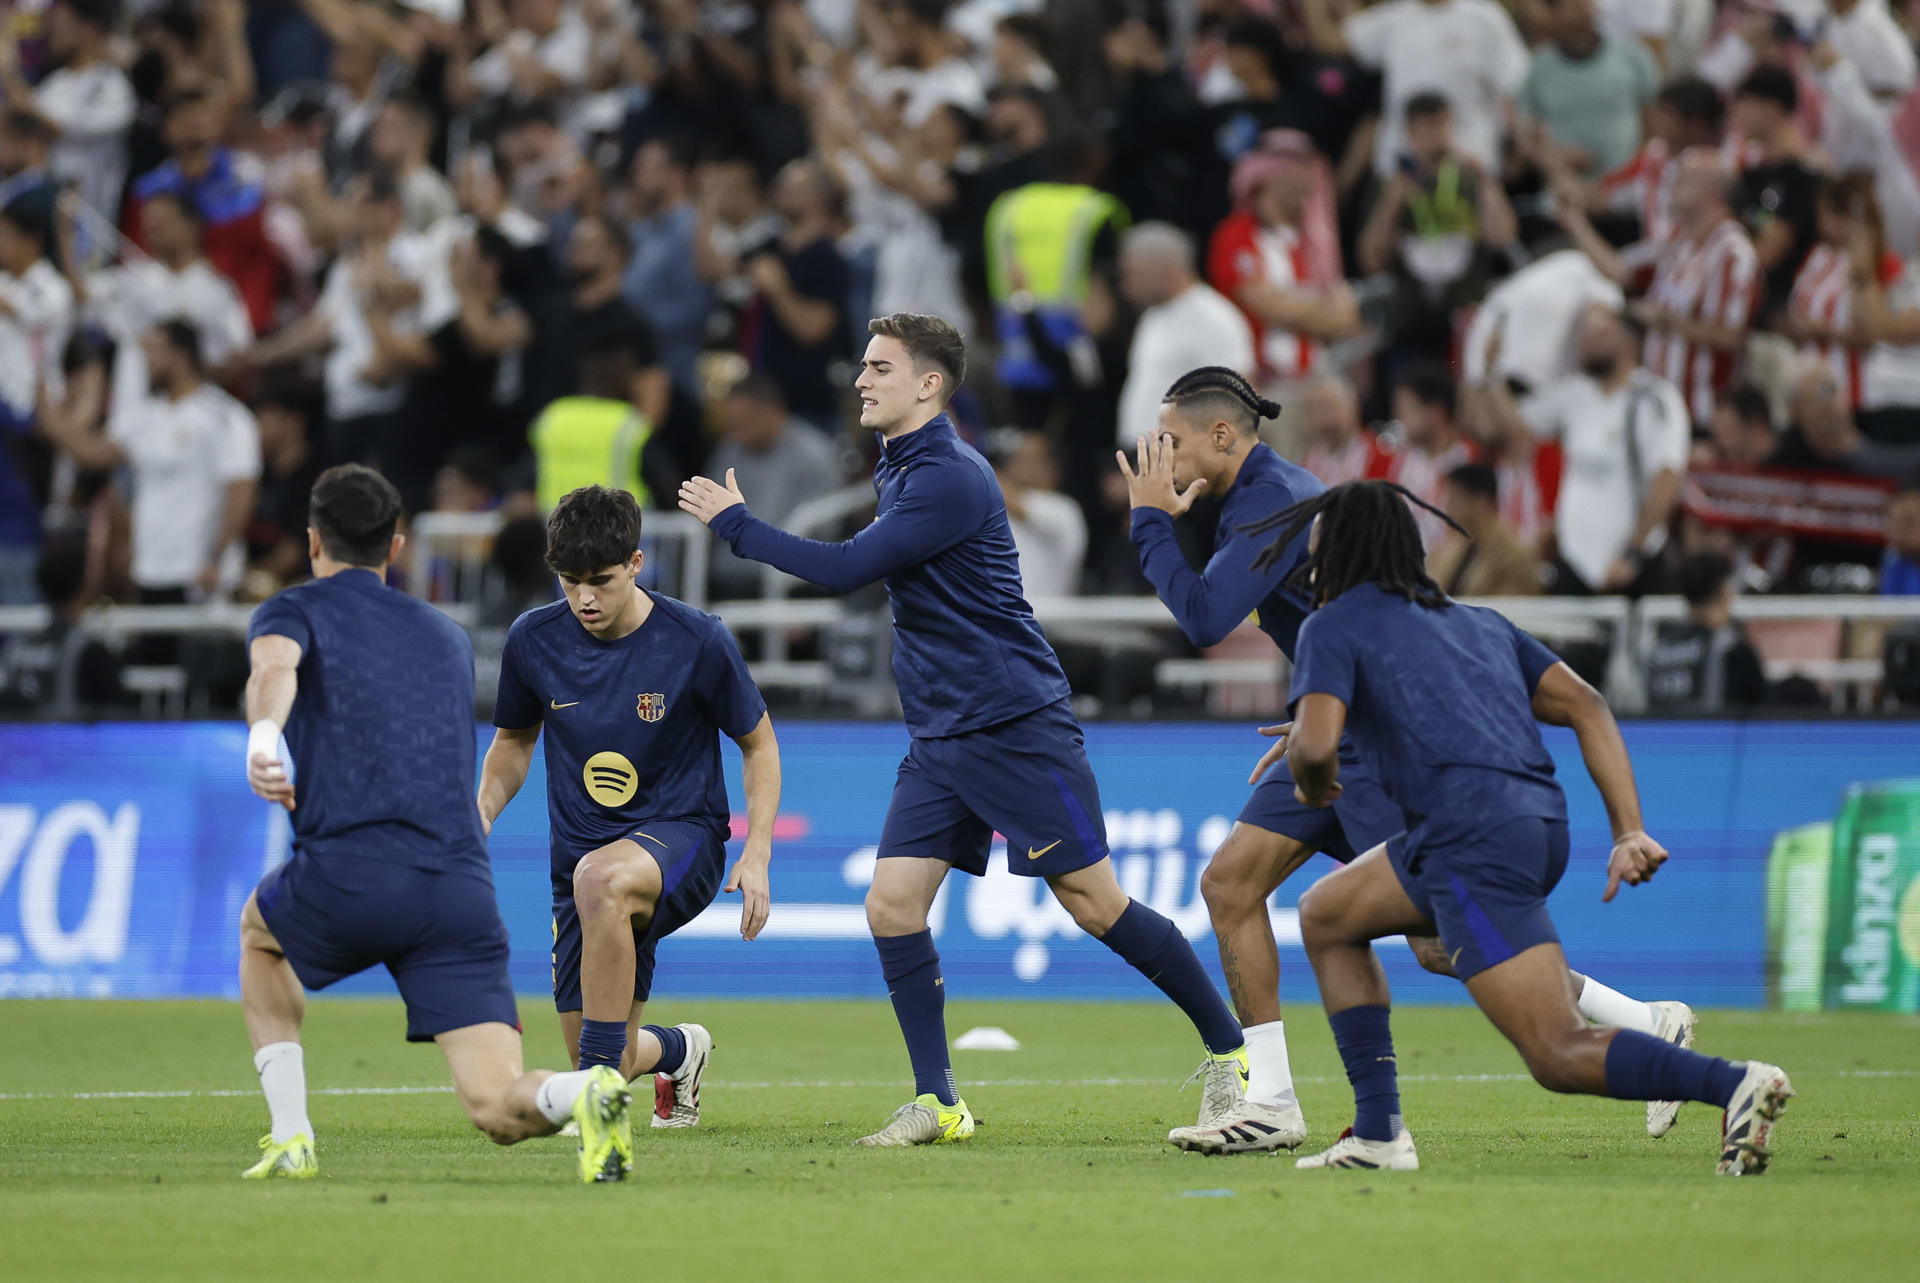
[248,568,487,874]
[1130,442,1327,656]
[1289,585,1567,836]
[707,414,1070,738]
[494,592,767,880]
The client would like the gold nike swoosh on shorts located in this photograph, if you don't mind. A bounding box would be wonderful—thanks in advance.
[1027,840,1063,860]
[550,699,580,709]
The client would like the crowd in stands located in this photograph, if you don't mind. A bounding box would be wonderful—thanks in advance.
[8,0,1920,715]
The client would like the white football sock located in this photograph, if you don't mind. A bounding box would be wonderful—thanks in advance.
[1242,1020,1298,1108]
[253,1041,312,1144]
[1576,975,1659,1034]
[534,1070,596,1124]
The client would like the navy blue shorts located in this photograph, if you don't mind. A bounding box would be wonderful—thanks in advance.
[879,698,1107,878]
[1388,816,1570,981]
[254,854,519,1043]
[550,819,726,1011]
[1237,749,1406,863]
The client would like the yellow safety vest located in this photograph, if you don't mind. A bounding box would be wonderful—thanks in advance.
[984,183,1129,306]
[531,397,652,511]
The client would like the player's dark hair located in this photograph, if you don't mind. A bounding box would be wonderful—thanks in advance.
[1163,366,1280,436]
[545,485,643,578]
[1736,65,1798,115]
[1657,75,1727,132]
[868,312,967,399]
[1405,91,1452,124]
[1446,461,1498,504]
[309,464,402,568]
[1242,480,1464,608]
[1677,551,1735,608]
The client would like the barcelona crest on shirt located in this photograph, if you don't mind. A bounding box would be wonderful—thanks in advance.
[636,693,666,723]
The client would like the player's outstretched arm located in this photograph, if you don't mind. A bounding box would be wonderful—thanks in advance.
[678,464,985,595]
[726,713,781,941]
[1119,435,1281,646]
[1530,661,1668,901]
[477,725,540,837]
[1286,693,1347,809]
[244,634,302,811]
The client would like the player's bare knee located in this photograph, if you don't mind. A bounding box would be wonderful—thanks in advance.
[572,857,639,915]
[864,886,925,936]
[1296,881,1342,948]
[1199,853,1252,918]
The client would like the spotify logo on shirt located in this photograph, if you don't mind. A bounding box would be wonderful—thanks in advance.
[583,752,639,807]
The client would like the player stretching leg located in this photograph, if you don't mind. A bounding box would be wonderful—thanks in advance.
[477,487,780,1130]
[1254,482,1790,1176]
[239,466,632,1184]
[1123,369,1693,1153]
[679,314,1246,1146]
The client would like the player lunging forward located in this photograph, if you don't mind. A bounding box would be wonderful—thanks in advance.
[478,486,780,1130]
[1254,481,1791,1175]
[239,466,633,1184]
[1122,368,1694,1153]
[679,314,1247,1146]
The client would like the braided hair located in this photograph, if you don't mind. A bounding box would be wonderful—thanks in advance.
[1240,480,1466,609]
[1162,366,1282,434]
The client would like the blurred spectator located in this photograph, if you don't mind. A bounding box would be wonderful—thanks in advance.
[1516,0,1657,179]
[1463,244,1623,404]
[245,382,321,590]
[368,96,457,236]
[424,224,536,475]
[0,532,126,714]
[1305,0,1529,180]
[1382,360,1475,550]
[693,152,783,330]
[6,0,136,226]
[1593,75,1727,248]
[1359,92,1517,365]
[1884,485,1920,593]
[705,373,842,598]
[1560,148,1759,425]
[43,319,259,609]
[1730,66,1820,317]
[623,136,713,399]
[1592,0,1675,69]
[0,109,57,256]
[1300,370,1388,487]
[1773,360,1920,478]
[1103,15,1216,242]
[128,87,277,331]
[1207,130,1357,395]
[1462,325,1565,552]
[1827,0,1918,102]
[1804,38,1920,260]
[1838,187,1920,444]
[866,0,988,128]
[75,189,252,366]
[529,334,667,513]
[1428,461,1542,596]
[991,428,1086,599]
[1210,20,1301,170]
[743,157,851,433]
[1704,381,1780,466]
[1783,174,1895,413]
[449,0,594,120]
[1492,302,1689,594]
[0,200,72,604]
[1115,222,1253,447]
[1644,550,1768,712]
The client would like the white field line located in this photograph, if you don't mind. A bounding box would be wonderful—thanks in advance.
[0,1067,1911,1103]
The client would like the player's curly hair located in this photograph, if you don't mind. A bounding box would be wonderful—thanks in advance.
[1240,479,1464,609]
[546,485,643,578]
[1162,366,1281,434]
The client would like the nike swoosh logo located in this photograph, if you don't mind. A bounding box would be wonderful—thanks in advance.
[1027,840,1063,860]
[1447,948,1464,970]
[550,699,579,709]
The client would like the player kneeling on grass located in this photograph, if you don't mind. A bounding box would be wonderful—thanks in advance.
[240,465,632,1185]
[1246,481,1791,1177]
[477,486,780,1129]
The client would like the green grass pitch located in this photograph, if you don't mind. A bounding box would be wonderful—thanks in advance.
[2,998,1915,1282]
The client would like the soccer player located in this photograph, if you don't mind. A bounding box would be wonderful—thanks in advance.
[1123,367,1694,1153]
[476,485,779,1130]
[239,465,633,1184]
[1251,480,1791,1175]
[678,313,1247,1146]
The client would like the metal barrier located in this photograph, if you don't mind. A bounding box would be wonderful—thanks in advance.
[406,510,711,611]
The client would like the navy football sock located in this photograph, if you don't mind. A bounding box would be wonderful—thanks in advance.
[874,931,958,1106]
[641,1024,688,1077]
[1097,900,1243,1055]
[1328,1005,1403,1142]
[1604,1030,1745,1107]
[578,1018,627,1073]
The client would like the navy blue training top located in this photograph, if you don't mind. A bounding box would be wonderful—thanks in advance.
[248,569,488,875]
[1130,442,1327,655]
[494,592,767,879]
[1289,584,1568,837]
[708,414,1070,738]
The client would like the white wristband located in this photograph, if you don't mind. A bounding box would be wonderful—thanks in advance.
[247,719,282,767]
